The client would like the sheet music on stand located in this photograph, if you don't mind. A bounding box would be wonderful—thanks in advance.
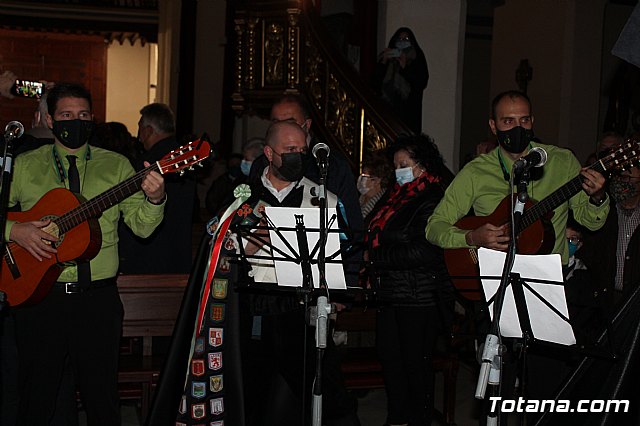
[478,248,576,346]
[263,206,346,290]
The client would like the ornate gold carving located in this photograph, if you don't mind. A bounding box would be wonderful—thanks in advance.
[286,8,300,89]
[326,73,355,156]
[264,22,284,85]
[232,18,245,106]
[303,39,324,113]
[365,119,388,152]
[246,17,259,90]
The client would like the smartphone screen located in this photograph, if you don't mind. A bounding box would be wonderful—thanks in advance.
[11,79,44,99]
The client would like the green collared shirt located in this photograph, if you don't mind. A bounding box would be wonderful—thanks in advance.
[6,143,165,281]
[425,142,609,265]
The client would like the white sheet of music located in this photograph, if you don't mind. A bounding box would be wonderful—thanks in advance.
[478,248,576,346]
[265,207,346,290]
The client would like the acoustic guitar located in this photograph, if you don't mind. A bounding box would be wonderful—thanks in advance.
[445,139,640,301]
[0,138,211,307]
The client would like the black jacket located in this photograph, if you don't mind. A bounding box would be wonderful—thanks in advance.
[369,185,453,306]
[118,136,197,273]
[581,202,640,309]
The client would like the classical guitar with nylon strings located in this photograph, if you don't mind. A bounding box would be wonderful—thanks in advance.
[445,139,640,301]
[0,137,210,307]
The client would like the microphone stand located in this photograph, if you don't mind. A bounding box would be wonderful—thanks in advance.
[310,157,332,426]
[476,166,529,426]
[0,128,20,310]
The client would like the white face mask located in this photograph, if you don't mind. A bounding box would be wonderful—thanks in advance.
[395,166,415,186]
[357,175,372,195]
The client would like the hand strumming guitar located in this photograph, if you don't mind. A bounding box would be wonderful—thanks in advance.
[465,223,510,251]
[10,219,59,261]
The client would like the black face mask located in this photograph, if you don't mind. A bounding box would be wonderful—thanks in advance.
[273,152,308,182]
[52,119,96,149]
[496,126,534,154]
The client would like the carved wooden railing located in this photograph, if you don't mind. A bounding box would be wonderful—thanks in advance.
[231,0,413,170]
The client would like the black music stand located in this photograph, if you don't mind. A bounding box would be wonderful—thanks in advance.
[231,206,350,426]
[474,164,616,426]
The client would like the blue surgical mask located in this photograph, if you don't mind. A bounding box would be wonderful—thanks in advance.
[240,159,252,176]
[395,166,415,186]
[567,240,578,258]
[395,40,411,50]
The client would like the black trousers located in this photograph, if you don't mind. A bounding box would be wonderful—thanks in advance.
[13,282,123,426]
[241,308,358,426]
[377,305,441,426]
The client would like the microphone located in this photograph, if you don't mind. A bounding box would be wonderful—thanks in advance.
[4,121,24,141]
[312,142,330,170]
[513,146,547,172]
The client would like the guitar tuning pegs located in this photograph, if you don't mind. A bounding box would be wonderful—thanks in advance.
[189,166,194,171]
[180,170,185,176]
[197,162,204,168]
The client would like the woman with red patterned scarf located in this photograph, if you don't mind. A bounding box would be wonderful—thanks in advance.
[368,134,454,426]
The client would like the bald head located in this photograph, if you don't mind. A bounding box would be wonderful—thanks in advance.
[265,120,307,152]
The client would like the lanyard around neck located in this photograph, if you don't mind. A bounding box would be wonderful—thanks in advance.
[52,145,91,186]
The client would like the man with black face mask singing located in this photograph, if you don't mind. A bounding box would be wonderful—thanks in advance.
[237,120,359,426]
[425,90,610,418]
[6,83,165,426]
[427,90,608,266]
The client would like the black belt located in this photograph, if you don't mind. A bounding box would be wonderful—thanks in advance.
[53,278,117,294]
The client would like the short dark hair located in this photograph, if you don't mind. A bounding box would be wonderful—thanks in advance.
[362,150,394,190]
[140,103,176,134]
[387,134,447,179]
[273,94,311,120]
[490,90,531,120]
[46,83,92,116]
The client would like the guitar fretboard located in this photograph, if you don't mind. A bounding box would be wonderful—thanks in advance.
[519,160,605,231]
[55,162,160,234]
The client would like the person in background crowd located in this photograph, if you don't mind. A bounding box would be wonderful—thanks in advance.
[368,134,453,426]
[7,82,165,426]
[118,102,196,274]
[373,27,429,134]
[0,69,16,98]
[205,138,264,216]
[585,131,625,165]
[90,121,140,165]
[582,165,640,308]
[358,150,394,228]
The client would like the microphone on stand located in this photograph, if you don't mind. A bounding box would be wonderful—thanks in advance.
[4,121,24,141]
[312,142,330,172]
[513,146,547,173]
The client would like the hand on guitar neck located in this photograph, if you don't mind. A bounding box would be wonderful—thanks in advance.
[580,167,606,203]
[464,223,510,251]
[141,161,166,204]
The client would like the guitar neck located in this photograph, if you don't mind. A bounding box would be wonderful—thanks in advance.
[56,162,159,234]
[520,161,604,230]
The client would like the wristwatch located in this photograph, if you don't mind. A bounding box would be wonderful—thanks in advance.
[589,194,607,207]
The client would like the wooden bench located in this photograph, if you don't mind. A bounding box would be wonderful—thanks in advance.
[116,273,189,423]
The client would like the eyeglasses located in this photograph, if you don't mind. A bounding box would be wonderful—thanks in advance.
[359,174,378,179]
[567,237,581,245]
